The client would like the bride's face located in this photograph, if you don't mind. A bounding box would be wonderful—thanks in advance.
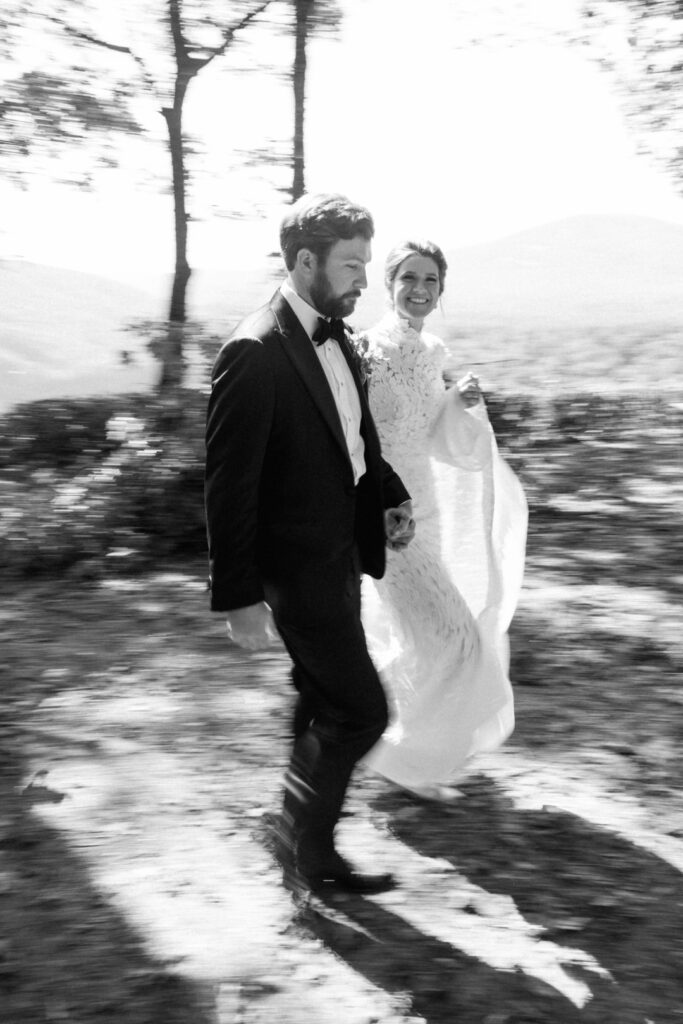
[391,255,441,324]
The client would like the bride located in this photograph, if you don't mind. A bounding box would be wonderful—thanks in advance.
[359,240,528,798]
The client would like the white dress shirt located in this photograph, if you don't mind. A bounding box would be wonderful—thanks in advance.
[280,280,366,484]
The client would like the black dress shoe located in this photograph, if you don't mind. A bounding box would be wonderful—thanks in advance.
[298,854,396,894]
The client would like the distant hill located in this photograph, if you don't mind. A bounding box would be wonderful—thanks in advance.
[329,213,683,330]
[2,214,682,411]
[0,258,280,414]
[355,215,683,392]
[189,213,683,330]
[440,214,683,328]
[0,261,161,413]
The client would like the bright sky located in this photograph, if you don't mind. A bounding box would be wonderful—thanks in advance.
[3,0,683,285]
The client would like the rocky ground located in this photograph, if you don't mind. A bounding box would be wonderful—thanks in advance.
[1,399,682,1024]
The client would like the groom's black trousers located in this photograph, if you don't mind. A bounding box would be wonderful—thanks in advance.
[263,544,388,861]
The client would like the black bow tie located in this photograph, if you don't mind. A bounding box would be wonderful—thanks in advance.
[312,317,347,346]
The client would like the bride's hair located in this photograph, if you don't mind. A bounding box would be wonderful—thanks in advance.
[384,240,448,296]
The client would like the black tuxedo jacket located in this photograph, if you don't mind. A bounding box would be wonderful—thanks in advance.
[205,290,410,612]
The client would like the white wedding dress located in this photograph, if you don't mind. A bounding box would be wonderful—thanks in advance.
[361,312,528,791]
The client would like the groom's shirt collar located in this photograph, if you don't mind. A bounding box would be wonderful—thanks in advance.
[280,279,323,340]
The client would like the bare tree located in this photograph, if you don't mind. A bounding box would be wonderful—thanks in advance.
[3,0,274,388]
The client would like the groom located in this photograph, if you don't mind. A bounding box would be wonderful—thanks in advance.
[205,193,414,894]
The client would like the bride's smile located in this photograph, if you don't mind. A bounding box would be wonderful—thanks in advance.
[391,253,441,327]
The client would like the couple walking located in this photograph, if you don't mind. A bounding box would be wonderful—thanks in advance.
[205,193,527,895]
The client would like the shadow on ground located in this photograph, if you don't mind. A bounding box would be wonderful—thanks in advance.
[0,746,216,1024]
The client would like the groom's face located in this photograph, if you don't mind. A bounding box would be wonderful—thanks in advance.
[310,235,371,318]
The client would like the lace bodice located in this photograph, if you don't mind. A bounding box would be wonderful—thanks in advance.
[364,313,447,454]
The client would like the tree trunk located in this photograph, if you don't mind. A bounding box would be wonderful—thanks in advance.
[292,0,312,201]
[160,72,191,391]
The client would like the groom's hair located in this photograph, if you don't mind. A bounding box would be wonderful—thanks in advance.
[280,193,374,270]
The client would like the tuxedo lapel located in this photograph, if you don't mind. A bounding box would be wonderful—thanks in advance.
[270,292,350,462]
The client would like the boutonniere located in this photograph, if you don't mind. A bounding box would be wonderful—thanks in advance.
[348,331,386,385]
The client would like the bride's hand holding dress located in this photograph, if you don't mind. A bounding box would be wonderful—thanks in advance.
[455,370,483,408]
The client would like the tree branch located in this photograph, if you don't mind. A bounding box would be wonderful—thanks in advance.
[44,14,157,93]
[194,1,273,71]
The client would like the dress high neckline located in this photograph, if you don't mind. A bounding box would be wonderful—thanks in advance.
[377,311,422,339]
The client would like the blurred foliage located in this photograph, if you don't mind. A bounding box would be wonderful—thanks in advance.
[581,0,683,191]
[0,389,207,578]
[0,3,143,184]
[486,388,683,514]
[1,70,140,175]
[0,0,275,183]
[125,318,222,393]
[1,364,681,583]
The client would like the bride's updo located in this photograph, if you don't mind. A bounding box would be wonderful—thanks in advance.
[384,240,448,296]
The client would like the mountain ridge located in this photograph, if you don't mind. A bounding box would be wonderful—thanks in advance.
[3,213,682,410]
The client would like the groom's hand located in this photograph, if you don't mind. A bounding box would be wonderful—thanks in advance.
[225,602,278,651]
[385,500,416,551]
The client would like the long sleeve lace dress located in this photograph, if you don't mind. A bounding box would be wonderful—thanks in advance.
[361,312,528,791]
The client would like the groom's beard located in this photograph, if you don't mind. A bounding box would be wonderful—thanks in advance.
[310,268,360,319]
